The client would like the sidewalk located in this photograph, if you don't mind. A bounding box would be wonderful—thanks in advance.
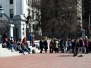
[0,52,91,68]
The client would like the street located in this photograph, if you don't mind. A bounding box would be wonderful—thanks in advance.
[0,51,91,68]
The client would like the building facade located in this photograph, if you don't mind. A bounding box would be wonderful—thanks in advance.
[77,0,82,28]
[77,0,85,38]
[0,0,41,40]
[82,0,91,38]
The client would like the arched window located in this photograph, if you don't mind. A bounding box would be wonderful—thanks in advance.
[36,24,38,30]
[33,24,38,30]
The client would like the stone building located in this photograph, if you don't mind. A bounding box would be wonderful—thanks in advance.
[77,0,85,38]
[0,0,42,40]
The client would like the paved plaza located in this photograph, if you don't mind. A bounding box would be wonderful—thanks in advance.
[0,51,91,68]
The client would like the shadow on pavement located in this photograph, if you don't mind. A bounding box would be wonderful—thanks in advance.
[58,55,73,57]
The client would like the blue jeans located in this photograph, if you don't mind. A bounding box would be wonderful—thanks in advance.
[78,47,83,54]
[22,47,30,54]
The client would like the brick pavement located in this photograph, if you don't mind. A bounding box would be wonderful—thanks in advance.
[0,52,91,68]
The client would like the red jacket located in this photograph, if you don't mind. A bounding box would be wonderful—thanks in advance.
[22,38,27,45]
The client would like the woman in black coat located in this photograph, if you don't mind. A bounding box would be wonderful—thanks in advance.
[73,39,78,57]
[43,39,48,53]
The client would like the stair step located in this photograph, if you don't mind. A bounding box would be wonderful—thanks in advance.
[0,43,40,57]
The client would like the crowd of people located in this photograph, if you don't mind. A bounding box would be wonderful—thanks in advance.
[2,31,31,55]
[2,31,91,57]
[39,37,91,57]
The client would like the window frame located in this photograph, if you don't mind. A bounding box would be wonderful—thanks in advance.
[9,9,13,19]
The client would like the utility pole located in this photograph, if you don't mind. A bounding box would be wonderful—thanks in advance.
[89,14,90,39]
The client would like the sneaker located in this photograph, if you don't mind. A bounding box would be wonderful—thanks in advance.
[73,55,77,57]
[28,52,30,54]
[23,53,25,55]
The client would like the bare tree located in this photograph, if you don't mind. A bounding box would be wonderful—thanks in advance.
[40,0,78,38]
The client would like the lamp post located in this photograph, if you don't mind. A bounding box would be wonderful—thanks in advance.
[89,14,90,39]
[0,5,4,17]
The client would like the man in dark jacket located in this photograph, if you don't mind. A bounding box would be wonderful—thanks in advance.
[39,39,44,53]
[73,39,78,57]
[43,39,48,53]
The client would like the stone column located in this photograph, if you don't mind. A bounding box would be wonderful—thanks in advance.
[19,23,26,40]
[9,24,14,40]
[31,24,33,32]
[14,0,16,15]
[13,15,27,40]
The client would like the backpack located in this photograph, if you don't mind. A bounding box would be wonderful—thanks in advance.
[5,38,8,42]
[69,43,72,47]
[2,43,7,48]
[49,43,52,46]
[32,49,36,54]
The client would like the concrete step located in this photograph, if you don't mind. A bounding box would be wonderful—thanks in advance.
[29,46,40,53]
[0,42,41,57]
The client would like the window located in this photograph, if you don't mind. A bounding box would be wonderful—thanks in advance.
[78,17,81,20]
[32,0,35,4]
[32,10,34,19]
[10,0,13,4]
[26,0,28,5]
[33,24,38,30]
[26,0,31,6]
[10,9,13,18]
[32,0,37,5]
[33,24,35,30]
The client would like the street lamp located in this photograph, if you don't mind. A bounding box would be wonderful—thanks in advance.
[0,5,4,17]
[0,5,12,22]
[88,14,91,39]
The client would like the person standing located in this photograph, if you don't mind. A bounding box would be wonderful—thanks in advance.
[49,39,54,53]
[2,31,8,43]
[55,41,59,53]
[39,39,44,53]
[85,39,89,54]
[43,38,48,53]
[29,33,33,46]
[77,37,83,57]
[69,40,73,53]
[89,40,91,53]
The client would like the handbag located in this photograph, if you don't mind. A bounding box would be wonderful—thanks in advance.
[2,43,7,48]
[5,38,8,42]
